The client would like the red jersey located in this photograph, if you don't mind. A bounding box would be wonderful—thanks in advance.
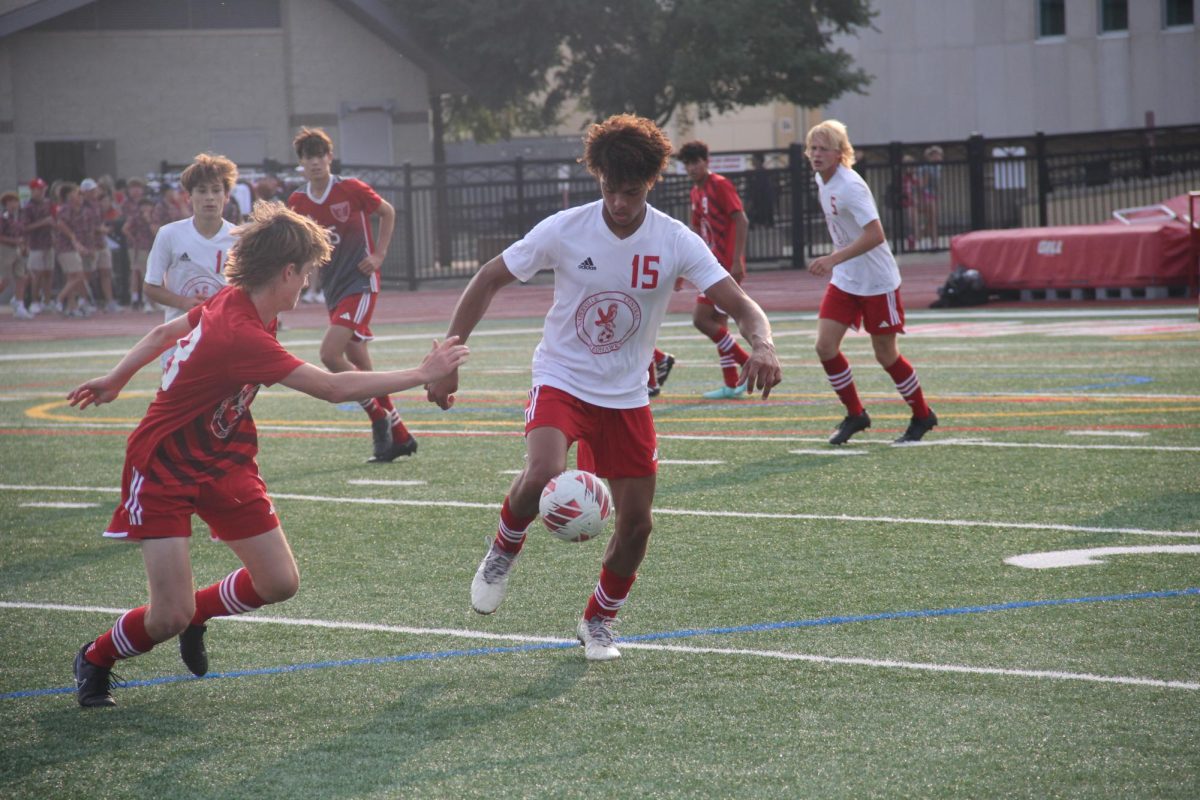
[689,172,744,270]
[287,177,382,308]
[124,287,303,486]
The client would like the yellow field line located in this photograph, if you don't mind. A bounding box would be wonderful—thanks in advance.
[24,398,1200,426]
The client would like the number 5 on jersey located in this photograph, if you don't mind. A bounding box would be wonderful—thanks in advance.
[630,255,660,289]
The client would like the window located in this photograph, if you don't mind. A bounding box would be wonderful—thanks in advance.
[1038,0,1066,37]
[1099,0,1129,32]
[1164,0,1195,27]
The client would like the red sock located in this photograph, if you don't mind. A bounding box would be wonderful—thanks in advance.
[884,356,931,418]
[646,361,659,391]
[711,328,749,387]
[494,496,536,555]
[86,606,159,669]
[822,354,865,416]
[359,397,387,423]
[584,566,637,620]
[192,567,266,626]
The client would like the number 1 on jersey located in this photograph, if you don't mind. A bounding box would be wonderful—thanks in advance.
[630,254,660,289]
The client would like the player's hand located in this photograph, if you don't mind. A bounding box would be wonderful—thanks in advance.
[807,255,836,277]
[67,374,123,410]
[423,337,468,409]
[357,252,383,275]
[738,340,782,400]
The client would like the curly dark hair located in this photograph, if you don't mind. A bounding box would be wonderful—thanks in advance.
[580,115,673,188]
[676,140,710,164]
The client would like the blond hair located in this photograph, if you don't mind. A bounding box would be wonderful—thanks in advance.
[224,202,332,292]
[805,120,856,168]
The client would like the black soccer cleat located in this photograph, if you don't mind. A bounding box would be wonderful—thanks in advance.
[368,434,418,463]
[828,411,871,445]
[655,353,676,388]
[370,417,393,460]
[74,643,117,708]
[179,624,209,677]
[894,410,939,444]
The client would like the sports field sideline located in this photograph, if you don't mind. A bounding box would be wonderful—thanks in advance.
[1,264,1197,798]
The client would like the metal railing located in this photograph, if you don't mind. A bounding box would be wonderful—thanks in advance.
[158,123,1200,289]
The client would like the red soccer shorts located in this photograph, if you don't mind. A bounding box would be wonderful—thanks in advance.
[105,460,280,541]
[818,283,907,335]
[524,385,658,480]
[329,291,377,342]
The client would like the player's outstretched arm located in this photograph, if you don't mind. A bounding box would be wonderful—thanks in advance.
[67,315,196,409]
[281,337,469,404]
[703,276,782,399]
[426,256,516,410]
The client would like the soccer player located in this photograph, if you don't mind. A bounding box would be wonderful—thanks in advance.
[0,191,32,319]
[804,120,938,445]
[678,140,752,399]
[67,202,469,707]
[287,127,412,463]
[144,154,238,368]
[426,115,781,660]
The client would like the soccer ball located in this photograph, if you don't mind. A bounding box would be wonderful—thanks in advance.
[539,469,613,543]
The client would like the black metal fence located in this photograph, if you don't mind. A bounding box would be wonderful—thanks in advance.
[160,123,1200,289]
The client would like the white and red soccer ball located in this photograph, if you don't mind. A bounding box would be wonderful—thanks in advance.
[539,469,613,542]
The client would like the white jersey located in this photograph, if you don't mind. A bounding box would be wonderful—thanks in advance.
[145,217,236,323]
[816,165,901,296]
[504,200,728,408]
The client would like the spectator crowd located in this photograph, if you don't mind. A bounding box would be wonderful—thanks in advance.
[1,171,288,320]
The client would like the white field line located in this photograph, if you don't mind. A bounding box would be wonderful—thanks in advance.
[9,422,1200,455]
[19,501,97,508]
[789,449,868,456]
[1,600,1193,691]
[347,479,427,487]
[2,483,1199,539]
[1066,430,1150,438]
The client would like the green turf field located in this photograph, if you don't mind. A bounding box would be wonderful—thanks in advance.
[1,306,1198,798]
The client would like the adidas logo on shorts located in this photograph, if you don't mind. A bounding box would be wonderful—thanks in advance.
[577,257,596,271]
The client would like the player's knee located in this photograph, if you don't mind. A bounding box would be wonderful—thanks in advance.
[255,568,300,604]
[149,604,195,638]
[814,340,838,362]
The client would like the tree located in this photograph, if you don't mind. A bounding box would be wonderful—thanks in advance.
[557,0,875,126]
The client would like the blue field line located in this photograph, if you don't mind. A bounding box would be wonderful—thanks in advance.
[4,587,1196,701]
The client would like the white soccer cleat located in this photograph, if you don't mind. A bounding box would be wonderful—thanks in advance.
[470,540,518,614]
[577,616,621,661]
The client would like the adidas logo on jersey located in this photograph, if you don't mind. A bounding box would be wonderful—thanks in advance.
[878,321,890,328]
[179,252,191,262]
[577,257,596,271]
[338,312,352,321]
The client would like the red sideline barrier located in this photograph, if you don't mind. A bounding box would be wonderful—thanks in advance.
[950,197,1195,291]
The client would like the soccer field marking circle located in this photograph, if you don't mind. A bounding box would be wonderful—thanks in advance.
[1006,545,1200,569]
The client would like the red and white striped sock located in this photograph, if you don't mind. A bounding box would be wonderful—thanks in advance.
[884,356,931,418]
[85,606,159,669]
[494,496,535,555]
[359,397,388,423]
[711,327,749,387]
[653,348,668,365]
[822,353,865,416]
[584,566,637,620]
[191,567,266,626]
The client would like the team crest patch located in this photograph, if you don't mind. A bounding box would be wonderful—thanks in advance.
[330,201,351,223]
[575,291,641,355]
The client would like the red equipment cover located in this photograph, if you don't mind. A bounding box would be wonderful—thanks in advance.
[950,197,1195,290]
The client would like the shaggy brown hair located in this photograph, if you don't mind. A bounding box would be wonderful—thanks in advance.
[180,153,238,193]
[293,127,334,159]
[223,202,332,292]
[580,114,673,189]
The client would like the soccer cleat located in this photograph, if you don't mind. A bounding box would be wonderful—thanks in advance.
[470,540,519,614]
[74,643,117,707]
[655,353,676,387]
[702,382,748,400]
[368,433,418,463]
[577,616,621,661]
[829,411,871,445]
[178,624,208,676]
[647,384,661,398]
[368,417,393,459]
[894,410,939,444]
